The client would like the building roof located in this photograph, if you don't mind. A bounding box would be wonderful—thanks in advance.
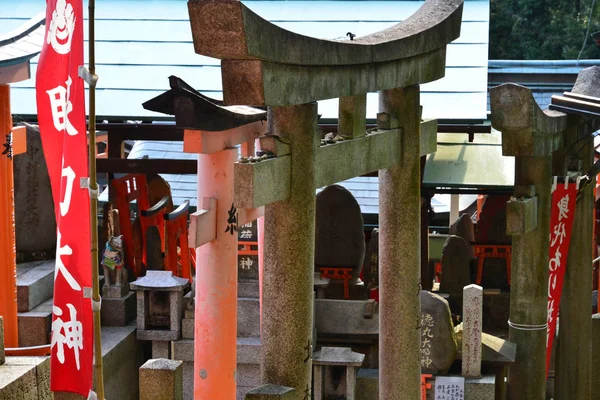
[3,0,490,121]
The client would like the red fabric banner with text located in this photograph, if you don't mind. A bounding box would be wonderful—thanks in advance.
[545,179,577,376]
[35,0,93,395]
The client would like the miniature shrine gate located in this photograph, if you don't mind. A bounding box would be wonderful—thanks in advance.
[185,0,464,398]
[491,69,600,400]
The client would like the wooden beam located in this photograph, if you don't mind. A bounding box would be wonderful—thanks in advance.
[183,121,266,155]
[234,156,291,209]
[188,197,217,248]
[96,158,196,174]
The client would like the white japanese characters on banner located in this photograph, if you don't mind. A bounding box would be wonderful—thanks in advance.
[35,0,93,395]
[545,178,578,377]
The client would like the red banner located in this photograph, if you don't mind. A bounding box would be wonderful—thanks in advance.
[545,179,578,376]
[35,0,93,395]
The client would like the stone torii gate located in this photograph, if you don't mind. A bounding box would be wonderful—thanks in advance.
[490,68,600,400]
[188,0,463,398]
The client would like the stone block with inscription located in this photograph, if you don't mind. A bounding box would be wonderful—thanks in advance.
[462,284,483,378]
[420,290,458,374]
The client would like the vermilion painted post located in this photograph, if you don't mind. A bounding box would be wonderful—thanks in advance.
[194,148,238,399]
[0,84,18,347]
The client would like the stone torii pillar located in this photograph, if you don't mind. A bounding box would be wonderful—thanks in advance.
[143,78,267,399]
[188,0,464,398]
[490,84,568,400]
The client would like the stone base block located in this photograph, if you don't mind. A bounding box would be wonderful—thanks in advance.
[152,341,172,359]
[182,318,194,340]
[238,297,260,337]
[173,339,194,362]
[182,360,193,400]
[237,363,261,387]
[245,384,295,399]
[138,329,180,342]
[237,337,261,364]
[17,260,54,312]
[465,375,495,399]
[0,356,50,399]
[140,358,183,400]
[238,280,259,298]
[101,291,136,326]
[18,298,53,347]
[102,284,130,299]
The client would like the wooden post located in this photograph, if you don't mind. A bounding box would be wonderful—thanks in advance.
[193,148,238,399]
[0,85,18,348]
[379,85,421,400]
[262,103,317,398]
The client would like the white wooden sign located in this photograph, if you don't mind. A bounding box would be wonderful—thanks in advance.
[434,376,465,400]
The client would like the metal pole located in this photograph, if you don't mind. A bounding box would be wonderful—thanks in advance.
[88,0,105,397]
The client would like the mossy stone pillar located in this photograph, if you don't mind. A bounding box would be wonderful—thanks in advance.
[378,85,421,400]
[262,103,318,399]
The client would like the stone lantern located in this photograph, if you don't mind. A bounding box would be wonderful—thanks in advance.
[312,347,365,400]
[130,270,189,358]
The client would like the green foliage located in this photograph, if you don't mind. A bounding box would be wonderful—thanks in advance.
[490,0,600,59]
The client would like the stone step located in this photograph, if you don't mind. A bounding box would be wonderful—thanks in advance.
[237,336,260,365]
[238,297,260,338]
[16,260,54,312]
[238,280,259,299]
[17,298,52,347]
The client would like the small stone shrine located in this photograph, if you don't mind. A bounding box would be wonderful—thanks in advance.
[439,236,471,296]
[312,346,365,400]
[420,290,458,375]
[131,270,189,358]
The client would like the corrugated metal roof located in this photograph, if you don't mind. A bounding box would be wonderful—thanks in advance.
[2,0,490,121]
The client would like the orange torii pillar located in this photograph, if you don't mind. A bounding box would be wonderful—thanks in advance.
[185,122,265,399]
[0,85,26,347]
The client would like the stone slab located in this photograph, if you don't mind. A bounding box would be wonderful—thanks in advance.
[152,341,171,359]
[462,284,483,377]
[356,369,379,400]
[237,337,261,365]
[244,384,295,399]
[173,339,194,362]
[182,360,193,400]
[315,299,378,336]
[102,284,130,299]
[238,297,260,338]
[140,358,183,400]
[234,155,291,209]
[101,291,136,327]
[236,363,261,387]
[16,260,54,312]
[182,318,194,340]
[100,322,144,400]
[238,280,259,299]
[464,375,495,399]
[0,356,50,399]
[18,309,51,347]
[138,329,180,342]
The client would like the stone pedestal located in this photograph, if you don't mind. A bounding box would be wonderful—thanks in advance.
[152,341,171,359]
[101,291,136,327]
[462,284,483,378]
[140,358,183,400]
[245,384,295,399]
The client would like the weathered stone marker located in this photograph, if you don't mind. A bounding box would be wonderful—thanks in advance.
[139,358,183,400]
[439,235,471,295]
[462,284,483,378]
[188,0,464,397]
[420,290,457,375]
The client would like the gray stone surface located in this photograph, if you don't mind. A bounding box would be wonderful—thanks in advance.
[18,307,51,347]
[464,375,496,399]
[315,184,365,280]
[0,356,50,399]
[245,384,295,399]
[439,236,471,295]
[362,229,379,289]
[313,347,365,367]
[101,291,136,327]
[182,318,194,340]
[152,341,171,359]
[238,297,260,338]
[238,337,261,365]
[572,66,600,97]
[315,299,378,335]
[238,280,259,299]
[420,290,457,374]
[449,213,474,257]
[262,103,317,397]
[102,284,130,299]
[138,329,180,342]
[13,123,56,254]
[379,86,421,399]
[100,323,144,400]
[16,260,54,312]
[356,369,379,400]
[462,284,483,378]
[130,270,189,291]
[140,358,183,400]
